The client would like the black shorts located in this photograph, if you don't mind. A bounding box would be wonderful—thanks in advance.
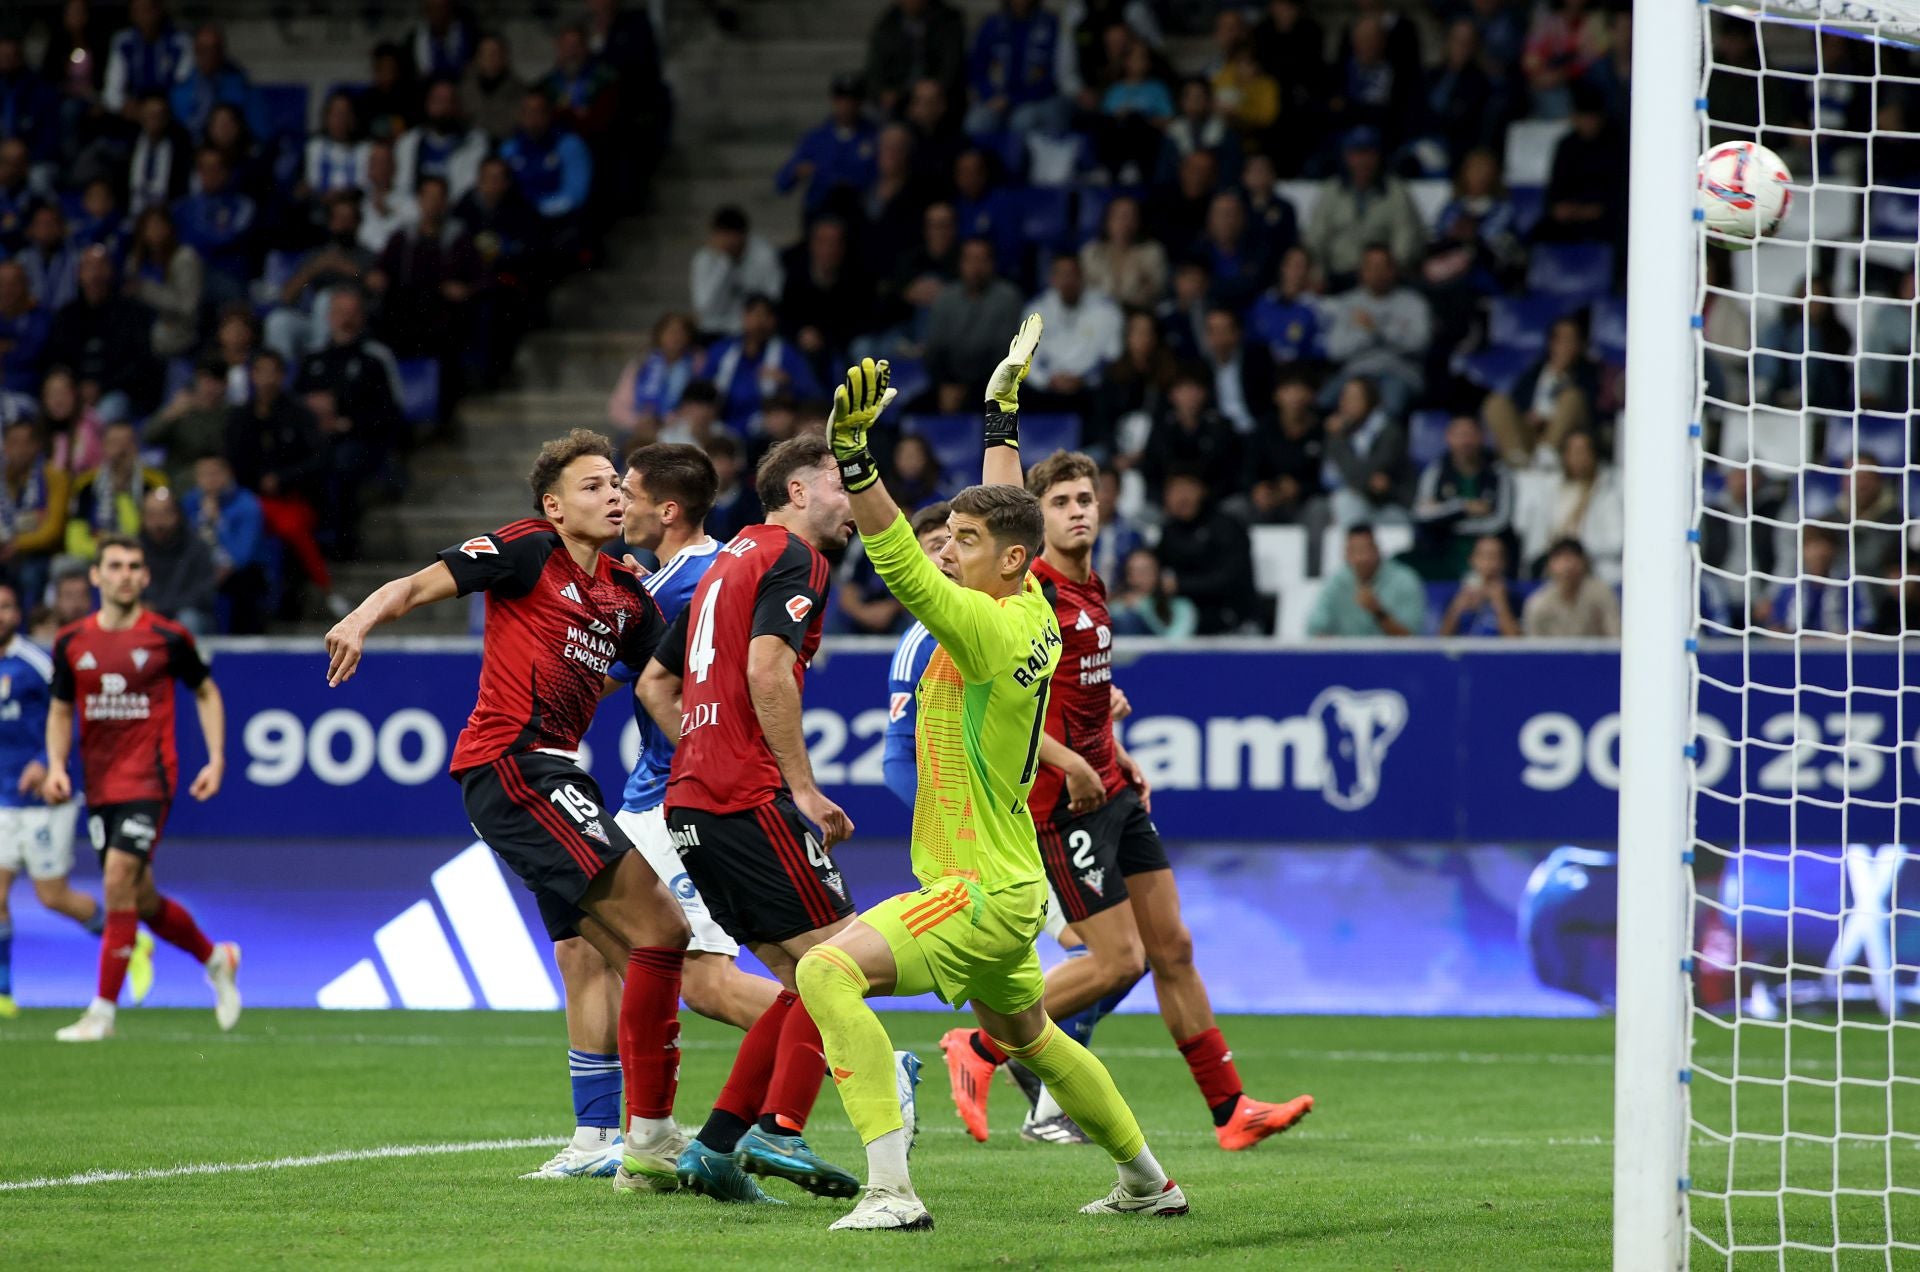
[88,801,169,863]
[460,752,633,941]
[1039,788,1169,924]
[668,797,854,946]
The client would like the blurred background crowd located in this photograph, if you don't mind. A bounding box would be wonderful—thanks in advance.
[0,0,1908,640]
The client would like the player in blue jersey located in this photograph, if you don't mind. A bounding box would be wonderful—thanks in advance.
[880,502,950,808]
[0,580,138,1017]
[518,443,782,1183]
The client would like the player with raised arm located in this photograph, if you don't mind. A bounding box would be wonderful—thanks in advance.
[324,429,692,1188]
[882,493,1133,1146]
[635,434,877,1206]
[519,443,781,1183]
[952,410,1315,1149]
[0,580,127,1019]
[46,534,237,1042]
[796,348,1187,1232]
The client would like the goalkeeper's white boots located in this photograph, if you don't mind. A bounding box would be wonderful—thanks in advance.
[55,999,116,1042]
[829,1184,934,1231]
[1081,1178,1190,1217]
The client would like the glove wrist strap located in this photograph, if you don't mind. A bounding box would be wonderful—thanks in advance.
[836,447,880,494]
[983,409,1020,451]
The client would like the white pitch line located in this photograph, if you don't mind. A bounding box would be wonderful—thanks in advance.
[0,1137,557,1192]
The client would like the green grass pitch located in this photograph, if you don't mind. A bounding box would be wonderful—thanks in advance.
[1,1009,1617,1269]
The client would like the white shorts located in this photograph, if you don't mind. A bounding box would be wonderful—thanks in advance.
[0,803,79,880]
[615,805,739,958]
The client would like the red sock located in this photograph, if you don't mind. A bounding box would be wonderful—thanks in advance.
[970,1028,1008,1066]
[621,947,684,1122]
[761,999,825,1131]
[714,990,794,1122]
[1177,1027,1244,1117]
[97,910,138,1002]
[145,896,214,964]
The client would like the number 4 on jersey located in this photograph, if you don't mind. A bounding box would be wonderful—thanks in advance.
[688,578,724,684]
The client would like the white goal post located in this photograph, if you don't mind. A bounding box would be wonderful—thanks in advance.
[1619,2,1920,1267]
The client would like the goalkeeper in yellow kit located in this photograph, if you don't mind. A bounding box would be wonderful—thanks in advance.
[795,324,1188,1231]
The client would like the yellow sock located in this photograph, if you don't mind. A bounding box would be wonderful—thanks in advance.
[995,1022,1146,1163]
[796,945,902,1144]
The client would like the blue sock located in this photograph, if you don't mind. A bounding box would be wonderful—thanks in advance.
[569,1049,623,1131]
[84,907,104,936]
[1053,945,1143,1047]
[0,919,13,996]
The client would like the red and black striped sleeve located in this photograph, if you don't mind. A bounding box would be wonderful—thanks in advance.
[749,532,829,655]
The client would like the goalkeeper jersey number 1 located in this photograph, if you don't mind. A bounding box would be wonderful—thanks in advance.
[861,513,1062,890]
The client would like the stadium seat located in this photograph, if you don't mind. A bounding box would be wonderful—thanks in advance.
[1074,186,1143,245]
[1407,179,1452,231]
[1589,294,1628,368]
[162,356,194,403]
[1526,243,1615,305]
[1276,577,1320,642]
[1459,345,1534,395]
[900,414,984,492]
[1823,414,1908,467]
[1277,180,1319,231]
[396,358,440,428]
[1489,292,1572,354]
[1409,410,1452,467]
[885,356,929,410]
[1017,413,1081,458]
[1250,524,1308,596]
[1010,187,1075,256]
[1868,188,1920,243]
[1504,119,1571,187]
[256,83,311,140]
[1509,185,1546,237]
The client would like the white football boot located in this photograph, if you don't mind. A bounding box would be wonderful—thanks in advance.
[205,942,242,1031]
[55,1000,116,1042]
[1080,1178,1190,1216]
[521,1131,623,1180]
[829,1185,934,1231]
[613,1124,687,1193]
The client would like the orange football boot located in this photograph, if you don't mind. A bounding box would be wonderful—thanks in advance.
[1216,1093,1314,1150]
[939,1027,996,1142]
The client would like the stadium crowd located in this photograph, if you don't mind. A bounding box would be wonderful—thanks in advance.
[602,0,1920,642]
[0,0,669,631]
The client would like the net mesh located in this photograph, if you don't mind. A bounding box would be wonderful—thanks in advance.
[1691,3,1920,1265]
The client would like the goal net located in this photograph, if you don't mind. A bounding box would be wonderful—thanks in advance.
[1685,1,1920,1265]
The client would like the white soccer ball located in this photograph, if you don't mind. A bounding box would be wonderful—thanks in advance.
[1697,141,1792,250]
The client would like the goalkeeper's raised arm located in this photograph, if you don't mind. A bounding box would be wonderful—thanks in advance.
[980,313,1042,489]
[827,354,1046,682]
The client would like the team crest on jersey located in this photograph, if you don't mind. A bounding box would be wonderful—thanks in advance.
[823,870,847,900]
[76,651,97,670]
[560,582,584,604]
[581,819,609,845]
[459,536,497,559]
[614,610,628,634]
[785,595,813,622]
[1081,867,1106,897]
[131,648,149,670]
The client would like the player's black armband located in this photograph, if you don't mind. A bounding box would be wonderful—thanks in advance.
[837,446,880,494]
[984,410,1020,452]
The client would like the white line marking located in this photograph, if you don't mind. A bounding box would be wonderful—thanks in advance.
[0,1137,558,1192]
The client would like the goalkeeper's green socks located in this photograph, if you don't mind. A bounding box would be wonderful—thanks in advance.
[990,1020,1148,1164]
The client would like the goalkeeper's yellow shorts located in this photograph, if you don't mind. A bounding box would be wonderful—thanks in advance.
[864,876,1047,1015]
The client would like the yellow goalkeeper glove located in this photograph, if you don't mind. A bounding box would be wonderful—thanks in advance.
[828,357,895,493]
[983,312,1043,451]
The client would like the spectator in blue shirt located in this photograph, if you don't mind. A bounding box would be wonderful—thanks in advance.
[1095,36,1173,181]
[104,0,193,117]
[0,263,51,397]
[172,146,256,305]
[608,312,704,441]
[169,24,261,141]
[1438,535,1521,637]
[498,88,592,267]
[184,453,268,633]
[966,0,1068,135]
[706,294,820,429]
[1248,245,1324,369]
[1767,527,1874,635]
[949,147,1019,271]
[0,34,60,168]
[775,74,878,216]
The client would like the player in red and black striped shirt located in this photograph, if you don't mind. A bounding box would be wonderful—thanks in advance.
[43,532,239,1042]
[324,429,691,1189]
[944,444,1314,1151]
[636,434,867,1202]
